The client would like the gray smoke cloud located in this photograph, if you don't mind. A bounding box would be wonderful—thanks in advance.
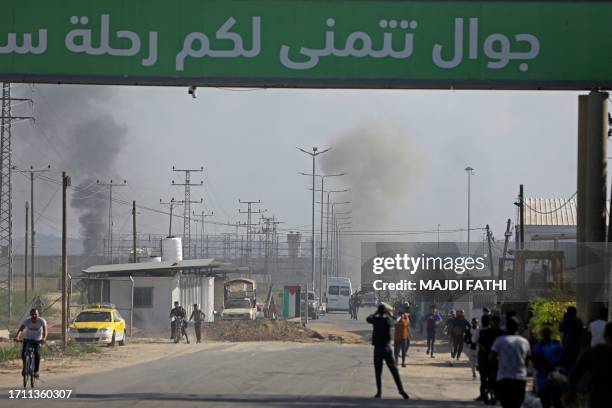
[18,85,127,255]
[320,123,419,230]
[320,124,419,286]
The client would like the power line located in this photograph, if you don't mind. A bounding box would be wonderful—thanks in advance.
[523,192,577,215]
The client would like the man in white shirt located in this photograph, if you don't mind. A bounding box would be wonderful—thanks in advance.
[490,316,530,408]
[588,308,608,347]
[14,308,47,378]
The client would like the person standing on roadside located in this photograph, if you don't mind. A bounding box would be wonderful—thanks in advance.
[394,311,410,367]
[190,304,206,344]
[422,304,442,358]
[559,306,583,373]
[490,317,531,408]
[367,304,410,400]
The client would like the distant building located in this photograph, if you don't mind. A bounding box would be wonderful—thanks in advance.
[80,258,244,329]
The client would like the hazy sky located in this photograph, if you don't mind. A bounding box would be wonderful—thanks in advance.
[11,85,581,256]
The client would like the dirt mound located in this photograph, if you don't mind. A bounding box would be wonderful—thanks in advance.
[204,320,323,342]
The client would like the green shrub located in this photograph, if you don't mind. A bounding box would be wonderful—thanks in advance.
[530,298,575,341]
[0,345,21,362]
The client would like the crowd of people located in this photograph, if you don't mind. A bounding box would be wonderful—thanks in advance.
[367,302,612,408]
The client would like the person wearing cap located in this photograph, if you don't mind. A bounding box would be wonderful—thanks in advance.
[366,304,410,400]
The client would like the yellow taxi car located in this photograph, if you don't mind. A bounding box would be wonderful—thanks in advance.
[68,303,127,346]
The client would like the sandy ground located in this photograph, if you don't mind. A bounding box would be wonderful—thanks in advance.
[0,319,352,389]
[0,337,210,388]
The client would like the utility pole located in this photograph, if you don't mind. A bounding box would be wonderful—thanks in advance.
[486,224,494,277]
[24,201,28,304]
[498,218,512,278]
[519,184,525,249]
[194,210,213,258]
[159,198,182,237]
[0,83,32,320]
[465,166,474,254]
[132,200,137,263]
[62,172,71,350]
[14,165,50,292]
[172,166,204,259]
[239,200,264,265]
[96,179,127,263]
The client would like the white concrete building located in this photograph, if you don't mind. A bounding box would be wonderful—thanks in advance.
[80,259,243,329]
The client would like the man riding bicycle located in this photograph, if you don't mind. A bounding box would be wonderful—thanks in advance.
[169,301,189,343]
[14,308,47,378]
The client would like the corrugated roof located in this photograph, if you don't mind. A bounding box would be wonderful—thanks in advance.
[524,198,577,226]
[82,258,226,274]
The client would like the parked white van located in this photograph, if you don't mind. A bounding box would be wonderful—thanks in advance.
[327,277,352,312]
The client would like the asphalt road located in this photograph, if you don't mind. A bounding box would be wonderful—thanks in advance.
[0,308,482,407]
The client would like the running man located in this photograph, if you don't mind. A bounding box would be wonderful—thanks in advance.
[422,304,442,358]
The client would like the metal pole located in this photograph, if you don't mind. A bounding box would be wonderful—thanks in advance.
[129,276,134,336]
[24,201,28,304]
[62,172,70,350]
[577,91,608,321]
[319,177,324,302]
[519,184,525,249]
[109,185,112,261]
[325,193,330,302]
[304,282,309,324]
[466,167,472,254]
[169,202,173,236]
[486,224,494,277]
[132,200,137,263]
[311,154,315,292]
[30,171,34,291]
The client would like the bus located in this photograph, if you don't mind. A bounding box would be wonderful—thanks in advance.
[327,277,352,312]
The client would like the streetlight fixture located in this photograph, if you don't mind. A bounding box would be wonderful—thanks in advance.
[465,166,475,254]
[297,147,331,299]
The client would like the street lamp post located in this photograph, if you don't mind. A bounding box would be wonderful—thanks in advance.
[305,176,346,301]
[465,166,474,254]
[297,147,330,297]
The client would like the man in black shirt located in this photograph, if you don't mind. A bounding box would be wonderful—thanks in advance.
[568,321,612,408]
[477,315,505,404]
[366,304,410,400]
[559,306,584,373]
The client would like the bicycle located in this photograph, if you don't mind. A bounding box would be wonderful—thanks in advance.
[16,339,40,388]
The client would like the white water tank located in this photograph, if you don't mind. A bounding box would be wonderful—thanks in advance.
[161,237,183,263]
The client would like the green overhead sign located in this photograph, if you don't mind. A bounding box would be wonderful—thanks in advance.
[1,0,611,89]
